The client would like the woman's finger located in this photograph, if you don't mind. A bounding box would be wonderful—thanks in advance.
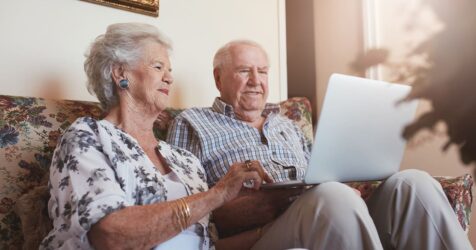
[247,160,273,184]
[242,171,263,190]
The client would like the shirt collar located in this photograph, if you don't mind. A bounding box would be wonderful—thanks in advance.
[211,97,280,118]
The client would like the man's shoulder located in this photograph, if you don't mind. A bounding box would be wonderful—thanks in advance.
[270,112,295,124]
[175,107,216,120]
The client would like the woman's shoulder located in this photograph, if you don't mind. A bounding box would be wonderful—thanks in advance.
[158,141,208,185]
[56,117,103,151]
[66,116,101,133]
[159,140,197,159]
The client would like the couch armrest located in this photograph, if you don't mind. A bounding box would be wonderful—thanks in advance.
[347,174,473,231]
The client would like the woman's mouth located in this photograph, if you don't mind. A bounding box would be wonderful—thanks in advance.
[158,89,169,95]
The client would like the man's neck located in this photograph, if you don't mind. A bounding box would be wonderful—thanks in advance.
[235,109,266,130]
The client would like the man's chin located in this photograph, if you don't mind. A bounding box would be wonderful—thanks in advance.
[239,103,265,112]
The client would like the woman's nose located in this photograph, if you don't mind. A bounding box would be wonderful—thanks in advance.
[164,71,173,85]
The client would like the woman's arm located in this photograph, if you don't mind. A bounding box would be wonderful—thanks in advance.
[88,187,224,249]
[88,162,270,249]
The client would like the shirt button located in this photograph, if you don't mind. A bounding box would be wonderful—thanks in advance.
[272,151,277,155]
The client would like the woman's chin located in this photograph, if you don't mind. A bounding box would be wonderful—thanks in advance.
[154,101,168,113]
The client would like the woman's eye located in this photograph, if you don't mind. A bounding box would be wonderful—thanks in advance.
[155,66,162,70]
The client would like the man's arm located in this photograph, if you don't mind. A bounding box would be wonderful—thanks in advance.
[167,114,306,236]
[213,187,305,237]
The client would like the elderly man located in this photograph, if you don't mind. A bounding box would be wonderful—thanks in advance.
[167,40,471,250]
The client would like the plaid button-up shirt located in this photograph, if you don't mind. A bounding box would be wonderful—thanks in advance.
[167,98,311,186]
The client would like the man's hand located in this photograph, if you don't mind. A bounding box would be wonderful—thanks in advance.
[213,187,305,237]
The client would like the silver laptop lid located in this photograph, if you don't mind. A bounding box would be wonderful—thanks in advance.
[304,74,418,184]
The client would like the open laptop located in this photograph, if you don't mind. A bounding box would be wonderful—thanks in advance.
[262,73,419,188]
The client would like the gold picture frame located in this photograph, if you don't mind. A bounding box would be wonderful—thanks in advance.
[82,0,159,17]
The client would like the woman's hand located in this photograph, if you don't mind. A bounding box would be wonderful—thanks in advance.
[213,160,273,204]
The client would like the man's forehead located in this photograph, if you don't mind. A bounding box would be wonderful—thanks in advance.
[229,45,268,64]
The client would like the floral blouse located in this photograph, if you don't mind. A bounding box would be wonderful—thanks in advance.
[40,117,211,250]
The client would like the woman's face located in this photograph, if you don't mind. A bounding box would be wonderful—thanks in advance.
[124,41,173,113]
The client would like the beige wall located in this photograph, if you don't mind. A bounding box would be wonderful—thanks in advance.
[310,0,472,179]
[0,0,287,108]
[370,1,471,175]
[313,0,364,114]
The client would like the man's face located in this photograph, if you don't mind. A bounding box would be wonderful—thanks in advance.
[215,44,269,114]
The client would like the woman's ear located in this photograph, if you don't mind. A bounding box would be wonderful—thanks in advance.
[111,64,125,84]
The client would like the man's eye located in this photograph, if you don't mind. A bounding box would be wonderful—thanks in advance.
[155,66,162,70]
[259,70,268,75]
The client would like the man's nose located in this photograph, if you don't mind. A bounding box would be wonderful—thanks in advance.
[248,69,260,85]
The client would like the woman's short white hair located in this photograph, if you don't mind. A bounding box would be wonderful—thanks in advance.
[212,40,269,70]
[84,22,172,111]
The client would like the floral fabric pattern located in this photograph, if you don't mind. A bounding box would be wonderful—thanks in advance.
[0,94,472,249]
[40,117,209,249]
[0,95,103,249]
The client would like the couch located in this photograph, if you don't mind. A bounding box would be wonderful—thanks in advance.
[0,94,473,249]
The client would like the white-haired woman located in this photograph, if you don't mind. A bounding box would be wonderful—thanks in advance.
[41,23,271,250]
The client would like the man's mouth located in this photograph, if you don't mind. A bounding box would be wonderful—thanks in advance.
[243,91,262,95]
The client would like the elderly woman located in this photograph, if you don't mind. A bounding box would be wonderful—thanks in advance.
[40,23,270,250]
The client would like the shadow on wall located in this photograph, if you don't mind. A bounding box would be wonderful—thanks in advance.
[35,75,67,101]
[350,0,476,171]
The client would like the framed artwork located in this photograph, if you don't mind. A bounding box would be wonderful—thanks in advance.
[82,0,159,17]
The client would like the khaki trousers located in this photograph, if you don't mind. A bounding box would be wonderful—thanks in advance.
[251,169,472,250]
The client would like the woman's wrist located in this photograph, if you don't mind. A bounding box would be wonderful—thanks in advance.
[209,186,226,208]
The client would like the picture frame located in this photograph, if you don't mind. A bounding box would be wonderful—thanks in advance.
[82,0,159,17]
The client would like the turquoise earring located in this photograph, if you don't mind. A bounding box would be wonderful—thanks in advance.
[119,79,129,89]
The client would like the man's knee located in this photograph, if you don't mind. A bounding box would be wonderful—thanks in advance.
[297,182,368,219]
[387,169,438,190]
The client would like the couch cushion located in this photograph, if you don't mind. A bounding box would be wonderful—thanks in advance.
[13,183,51,250]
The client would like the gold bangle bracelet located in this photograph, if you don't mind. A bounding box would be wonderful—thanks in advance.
[173,201,185,231]
[173,198,192,231]
[179,198,191,229]
[181,198,191,226]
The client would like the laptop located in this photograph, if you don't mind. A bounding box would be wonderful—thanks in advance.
[262,73,419,188]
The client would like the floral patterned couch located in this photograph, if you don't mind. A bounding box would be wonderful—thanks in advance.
[0,94,472,249]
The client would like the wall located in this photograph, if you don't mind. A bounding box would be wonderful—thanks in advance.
[285,0,318,123]
[307,0,475,245]
[313,0,365,115]
[0,0,287,108]
[371,1,470,176]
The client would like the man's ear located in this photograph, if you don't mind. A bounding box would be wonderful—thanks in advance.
[111,64,125,84]
[213,68,222,91]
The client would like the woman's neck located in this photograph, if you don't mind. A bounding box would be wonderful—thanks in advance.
[104,103,158,143]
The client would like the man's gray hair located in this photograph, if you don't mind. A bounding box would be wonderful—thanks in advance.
[84,23,172,111]
[212,40,269,70]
